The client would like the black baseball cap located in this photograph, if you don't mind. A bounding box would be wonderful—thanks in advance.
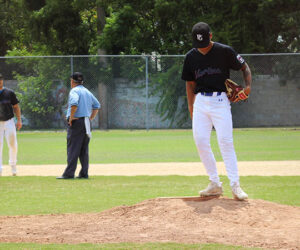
[0,73,3,80]
[192,22,211,48]
[70,72,83,83]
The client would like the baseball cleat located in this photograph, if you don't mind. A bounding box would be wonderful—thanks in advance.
[199,181,223,197]
[231,183,248,200]
[12,173,17,176]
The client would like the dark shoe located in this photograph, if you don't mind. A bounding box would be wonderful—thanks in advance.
[56,176,74,179]
[76,176,89,179]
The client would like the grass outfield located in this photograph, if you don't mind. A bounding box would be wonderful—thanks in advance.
[0,176,299,216]
[2,128,300,164]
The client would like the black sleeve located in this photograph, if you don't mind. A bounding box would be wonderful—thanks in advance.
[181,55,194,81]
[227,46,245,71]
[10,91,19,106]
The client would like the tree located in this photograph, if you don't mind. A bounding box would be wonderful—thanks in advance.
[7,56,70,128]
[0,0,29,56]
[2,0,300,56]
[95,0,300,55]
[2,0,99,56]
[2,0,101,128]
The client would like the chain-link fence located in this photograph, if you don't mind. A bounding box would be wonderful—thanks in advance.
[0,54,299,129]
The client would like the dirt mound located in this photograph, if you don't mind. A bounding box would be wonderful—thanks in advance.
[0,197,299,249]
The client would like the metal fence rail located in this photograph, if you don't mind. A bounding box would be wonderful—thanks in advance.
[0,54,299,129]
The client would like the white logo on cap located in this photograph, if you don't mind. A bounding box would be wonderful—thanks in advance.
[237,54,245,64]
[197,34,203,41]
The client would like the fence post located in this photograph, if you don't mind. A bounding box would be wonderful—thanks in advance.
[145,56,149,131]
[70,56,74,75]
[98,82,108,129]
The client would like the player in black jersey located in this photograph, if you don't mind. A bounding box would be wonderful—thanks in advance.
[0,73,22,176]
[181,22,252,200]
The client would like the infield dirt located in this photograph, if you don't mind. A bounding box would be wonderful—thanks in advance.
[1,160,300,176]
[0,197,299,249]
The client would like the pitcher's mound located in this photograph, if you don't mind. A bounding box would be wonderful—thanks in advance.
[0,197,299,249]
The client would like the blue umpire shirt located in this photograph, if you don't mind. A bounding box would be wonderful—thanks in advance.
[66,85,100,118]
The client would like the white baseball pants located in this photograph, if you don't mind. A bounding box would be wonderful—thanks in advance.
[193,92,239,186]
[0,118,18,174]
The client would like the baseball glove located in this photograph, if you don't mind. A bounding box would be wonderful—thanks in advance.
[224,79,249,103]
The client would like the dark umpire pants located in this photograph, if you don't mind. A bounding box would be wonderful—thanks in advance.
[63,118,90,178]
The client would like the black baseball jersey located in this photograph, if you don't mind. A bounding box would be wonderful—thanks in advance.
[0,88,19,121]
[181,42,245,93]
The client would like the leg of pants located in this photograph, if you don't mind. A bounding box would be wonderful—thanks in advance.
[4,119,18,174]
[0,122,4,173]
[63,119,87,178]
[210,96,239,186]
[193,95,220,184]
[193,93,240,186]
[78,135,90,177]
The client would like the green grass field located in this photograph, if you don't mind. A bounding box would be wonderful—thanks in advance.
[1,128,299,249]
[3,128,300,164]
[0,176,299,216]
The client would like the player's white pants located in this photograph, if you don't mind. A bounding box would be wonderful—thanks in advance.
[0,118,18,174]
[193,92,239,186]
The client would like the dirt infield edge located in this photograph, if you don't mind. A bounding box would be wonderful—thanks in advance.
[1,161,300,176]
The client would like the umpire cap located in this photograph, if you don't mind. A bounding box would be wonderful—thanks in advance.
[192,22,211,48]
[71,72,84,84]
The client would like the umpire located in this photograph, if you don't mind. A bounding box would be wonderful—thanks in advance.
[57,72,100,179]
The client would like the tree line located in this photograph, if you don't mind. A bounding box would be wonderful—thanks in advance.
[1,0,299,57]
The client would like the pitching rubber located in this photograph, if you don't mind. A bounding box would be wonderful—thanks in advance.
[158,195,221,202]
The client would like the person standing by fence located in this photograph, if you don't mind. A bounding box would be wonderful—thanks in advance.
[57,72,100,179]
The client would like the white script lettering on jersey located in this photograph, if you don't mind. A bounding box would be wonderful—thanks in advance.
[197,34,203,41]
[237,54,245,64]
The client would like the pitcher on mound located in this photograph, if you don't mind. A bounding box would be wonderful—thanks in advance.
[181,22,252,200]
